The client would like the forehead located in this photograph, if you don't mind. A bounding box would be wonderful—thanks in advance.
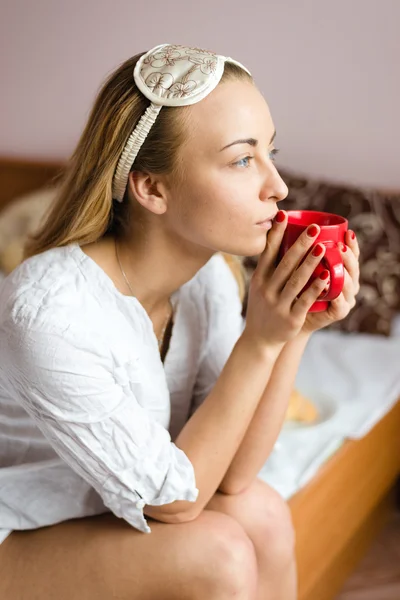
[183,80,274,148]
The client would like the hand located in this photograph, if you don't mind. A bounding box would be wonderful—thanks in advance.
[243,211,332,349]
[301,229,361,334]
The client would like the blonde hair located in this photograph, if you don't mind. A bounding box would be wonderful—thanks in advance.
[23,51,252,299]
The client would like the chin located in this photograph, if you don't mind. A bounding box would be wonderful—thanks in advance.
[243,232,269,257]
[217,236,267,258]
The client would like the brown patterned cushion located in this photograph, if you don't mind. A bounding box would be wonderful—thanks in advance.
[242,170,400,336]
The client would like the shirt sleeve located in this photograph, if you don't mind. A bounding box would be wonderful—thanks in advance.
[189,254,246,417]
[1,316,199,534]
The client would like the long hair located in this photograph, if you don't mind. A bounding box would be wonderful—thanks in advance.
[23,52,252,299]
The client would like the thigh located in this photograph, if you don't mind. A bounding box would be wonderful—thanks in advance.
[0,509,255,600]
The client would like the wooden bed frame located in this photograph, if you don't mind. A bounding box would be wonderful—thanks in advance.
[1,156,399,600]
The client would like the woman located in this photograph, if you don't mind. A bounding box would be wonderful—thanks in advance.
[0,44,360,599]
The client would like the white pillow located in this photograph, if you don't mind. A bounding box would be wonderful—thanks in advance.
[0,186,58,274]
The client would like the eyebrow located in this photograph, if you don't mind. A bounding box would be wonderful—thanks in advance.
[220,130,276,152]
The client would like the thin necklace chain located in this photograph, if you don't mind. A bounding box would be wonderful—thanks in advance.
[115,239,172,350]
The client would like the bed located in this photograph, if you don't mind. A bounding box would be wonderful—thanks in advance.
[0,156,399,600]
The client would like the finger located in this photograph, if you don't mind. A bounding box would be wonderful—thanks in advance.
[328,290,353,320]
[256,210,288,279]
[336,269,358,308]
[340,242,360,294]
[291,269,331,319]
[271,223,322,292]
[280,242,327,305]
[339,267,355,304]
[346,229,360,260]
[328,267,358,316]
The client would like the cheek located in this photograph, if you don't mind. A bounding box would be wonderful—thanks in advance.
[196,172,253,220]
[169,174,268,256]
[169,186,211,234]
[193,191,245,234]
[172,169,256,239]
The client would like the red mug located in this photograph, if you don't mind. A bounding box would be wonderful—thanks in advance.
[277,210,348,312]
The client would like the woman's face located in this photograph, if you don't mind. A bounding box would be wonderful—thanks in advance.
[164,79,289,258]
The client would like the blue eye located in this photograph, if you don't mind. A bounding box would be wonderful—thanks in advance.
[233,148,280,169]
[269,148,280,162]
[234,156,253,168]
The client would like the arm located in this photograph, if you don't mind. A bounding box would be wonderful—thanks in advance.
[2,317,200,534]
[218,331,312,495]
[166,334,284,520]
[3,305,283,530]
[148,255,289,522]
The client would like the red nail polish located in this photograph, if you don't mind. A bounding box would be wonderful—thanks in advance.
[342,243,347,252]
[350,230,356,240]
[320,270,330,280]
[307,224,319,237]
[312,244,324,257]
[275,210,286,223]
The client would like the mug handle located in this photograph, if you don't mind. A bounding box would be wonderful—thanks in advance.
[323,246,345,299]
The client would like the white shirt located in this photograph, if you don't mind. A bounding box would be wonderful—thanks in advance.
[0,243,244,544]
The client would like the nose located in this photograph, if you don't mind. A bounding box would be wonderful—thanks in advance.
[260,164,289,203]
[272,166,289,202]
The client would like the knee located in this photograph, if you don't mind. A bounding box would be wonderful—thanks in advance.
[192,511,258,598]
[253,482,296,569]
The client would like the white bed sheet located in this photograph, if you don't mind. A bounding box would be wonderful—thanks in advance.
[258,322,400,499]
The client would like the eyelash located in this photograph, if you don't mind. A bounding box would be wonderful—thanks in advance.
[233,148,280,168]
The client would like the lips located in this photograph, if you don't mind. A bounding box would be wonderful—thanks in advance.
[257,211,278,225]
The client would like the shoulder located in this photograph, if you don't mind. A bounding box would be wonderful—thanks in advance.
[0,245,159,378]
[0,245,92,331]
[0,247,124,399]
[0,245,133,363]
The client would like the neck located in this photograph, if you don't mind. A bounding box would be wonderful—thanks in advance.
[113,231,214,319]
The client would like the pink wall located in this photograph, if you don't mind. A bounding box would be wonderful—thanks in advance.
[1,0,399,188]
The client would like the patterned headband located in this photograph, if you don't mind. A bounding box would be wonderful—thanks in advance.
[112,43,252,202]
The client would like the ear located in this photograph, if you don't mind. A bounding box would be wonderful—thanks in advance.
[127,171,169,215]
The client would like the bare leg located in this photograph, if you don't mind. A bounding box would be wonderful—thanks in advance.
[0,509,259,600]
[206,478,297,600]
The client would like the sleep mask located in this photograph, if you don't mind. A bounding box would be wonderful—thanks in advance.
[112,43,251,202]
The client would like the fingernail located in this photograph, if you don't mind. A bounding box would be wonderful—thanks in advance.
[341,243,347,252]
[275,210,286,223]
[350,230,356,240]
[307,224,319,237]
[320,270,330,280]
[312,244,324,257]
